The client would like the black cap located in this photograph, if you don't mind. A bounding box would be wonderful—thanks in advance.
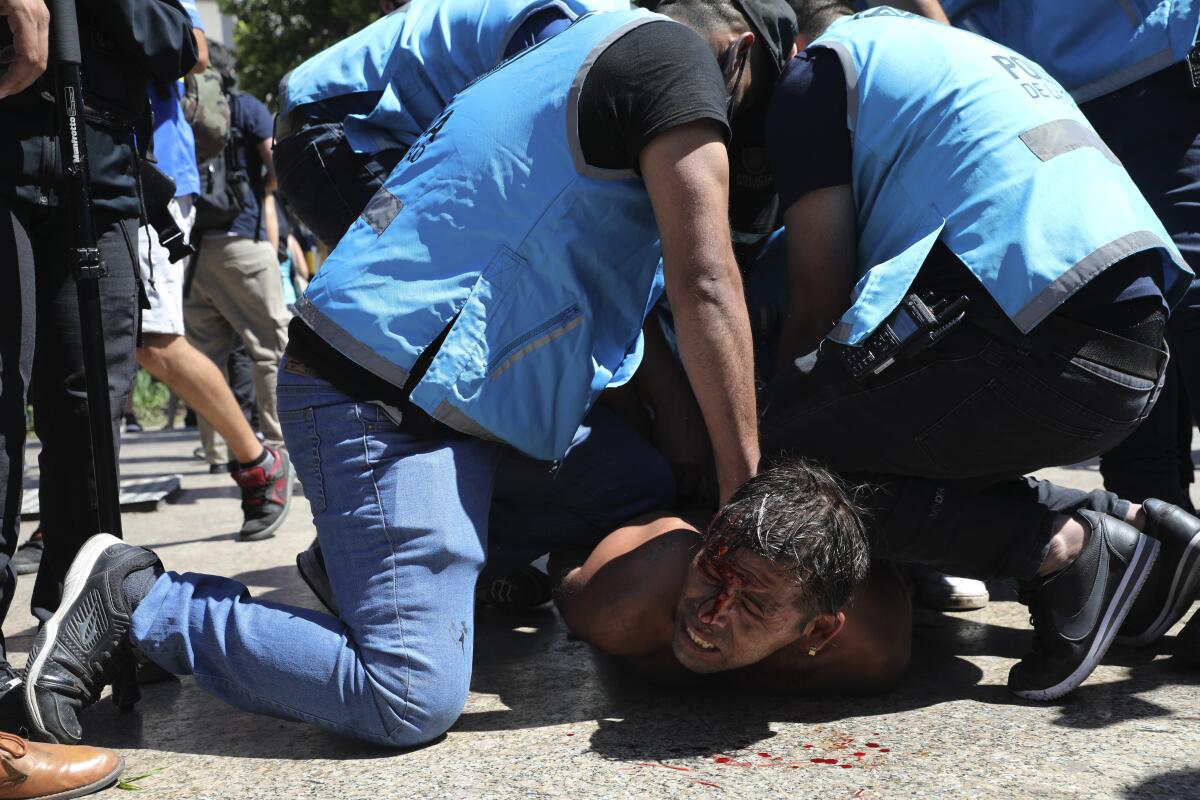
[729,0,798,75]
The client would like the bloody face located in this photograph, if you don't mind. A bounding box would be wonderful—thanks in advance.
[671,545,811,673]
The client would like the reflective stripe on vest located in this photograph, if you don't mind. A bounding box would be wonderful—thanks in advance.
[810,10,1190,346]
[941,0,1200,101]
[279,0,629,154]
[298,10,670,459]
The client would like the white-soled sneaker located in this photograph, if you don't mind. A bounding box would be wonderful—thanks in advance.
[913,567,990,611]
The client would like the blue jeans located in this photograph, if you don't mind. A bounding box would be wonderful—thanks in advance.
[130,365,672,746]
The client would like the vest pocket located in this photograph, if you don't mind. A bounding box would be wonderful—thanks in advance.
[487,304,583,381]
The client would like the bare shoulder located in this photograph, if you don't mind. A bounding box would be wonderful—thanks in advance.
[729,563,913,695]
[556,516,700,659]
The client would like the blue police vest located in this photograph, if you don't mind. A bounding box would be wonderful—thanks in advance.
[279,0,630,155]
[810,10,1191,346]
[940,0,1200,101]
[296,10,668,460]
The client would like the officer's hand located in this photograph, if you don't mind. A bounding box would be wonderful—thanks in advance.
[0,0,50,100]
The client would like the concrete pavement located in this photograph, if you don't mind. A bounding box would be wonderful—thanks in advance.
[7,429,1200,799]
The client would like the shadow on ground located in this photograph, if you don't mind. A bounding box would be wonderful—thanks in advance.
[64,574,1200,765]
[1123,767,1200,798]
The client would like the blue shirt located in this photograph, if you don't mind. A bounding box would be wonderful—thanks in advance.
[148,0,204,197]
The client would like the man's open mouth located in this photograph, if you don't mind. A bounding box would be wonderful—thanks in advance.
[685,624,717,651]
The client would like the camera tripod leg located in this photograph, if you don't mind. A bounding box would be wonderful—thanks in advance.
[111,660,140,713]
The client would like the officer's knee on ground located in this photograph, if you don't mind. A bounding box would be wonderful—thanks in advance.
[375,675,471,750]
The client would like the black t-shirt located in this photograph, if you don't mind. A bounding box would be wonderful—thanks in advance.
[577,20,729,170]
[224,92,275,240]
[764,48,1164,319]
[288,19,731,411]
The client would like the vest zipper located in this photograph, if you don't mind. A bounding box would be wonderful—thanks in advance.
[486,304,582,375]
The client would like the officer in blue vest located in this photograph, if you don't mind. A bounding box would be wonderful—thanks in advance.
[940,0,1200,568]
[760,5,1200,701]
[274,0,629,246]
[274,0,638,614]
[23,1,790,748]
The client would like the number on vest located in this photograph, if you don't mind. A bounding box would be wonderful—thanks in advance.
[407,109,455,164]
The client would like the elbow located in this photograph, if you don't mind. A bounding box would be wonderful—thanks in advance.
[669,259,745,310]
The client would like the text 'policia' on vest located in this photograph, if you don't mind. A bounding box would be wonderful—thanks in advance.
[295,8,671,461]
[807,9,1191,347]
[277,0,630,156]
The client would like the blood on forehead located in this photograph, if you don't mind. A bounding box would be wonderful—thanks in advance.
[700,545,762,590]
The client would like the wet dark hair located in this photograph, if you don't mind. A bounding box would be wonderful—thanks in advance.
[703,459,870,616]
[786,1,853,39]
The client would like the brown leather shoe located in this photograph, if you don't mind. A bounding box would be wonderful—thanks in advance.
[0,732,122,799]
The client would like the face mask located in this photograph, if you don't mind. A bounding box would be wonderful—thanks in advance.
[717,40,750,122]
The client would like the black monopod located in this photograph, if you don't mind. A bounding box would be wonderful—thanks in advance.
[47,0,123,541]
[48,0,141,710]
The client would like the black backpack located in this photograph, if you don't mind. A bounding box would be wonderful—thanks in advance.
[194,92,256,233]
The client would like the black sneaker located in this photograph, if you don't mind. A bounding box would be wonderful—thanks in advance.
[23,534,161,744]
[476,565,553,612]
[296,539,337,616]
[123,414,142,434]
[231,446,293,541]
[1116,498,1200,647]
[12,530,44,576]
[1008,511,1159,701]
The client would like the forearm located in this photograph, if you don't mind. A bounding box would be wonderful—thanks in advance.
[669,267,759,502]
[191,29,209,74]
[287,236,309,278]
[263,195,279,252]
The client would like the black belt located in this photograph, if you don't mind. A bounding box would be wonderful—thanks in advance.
[1038,313,1166,382]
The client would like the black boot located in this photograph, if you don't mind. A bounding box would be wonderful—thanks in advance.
[1009,511,1159,700]
[1116,498,1200,647]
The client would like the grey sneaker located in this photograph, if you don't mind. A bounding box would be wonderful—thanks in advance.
[23,534,161,744]
[12,530,44,576]
[1008,511,1159,701]
[1116,498,1200,647]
